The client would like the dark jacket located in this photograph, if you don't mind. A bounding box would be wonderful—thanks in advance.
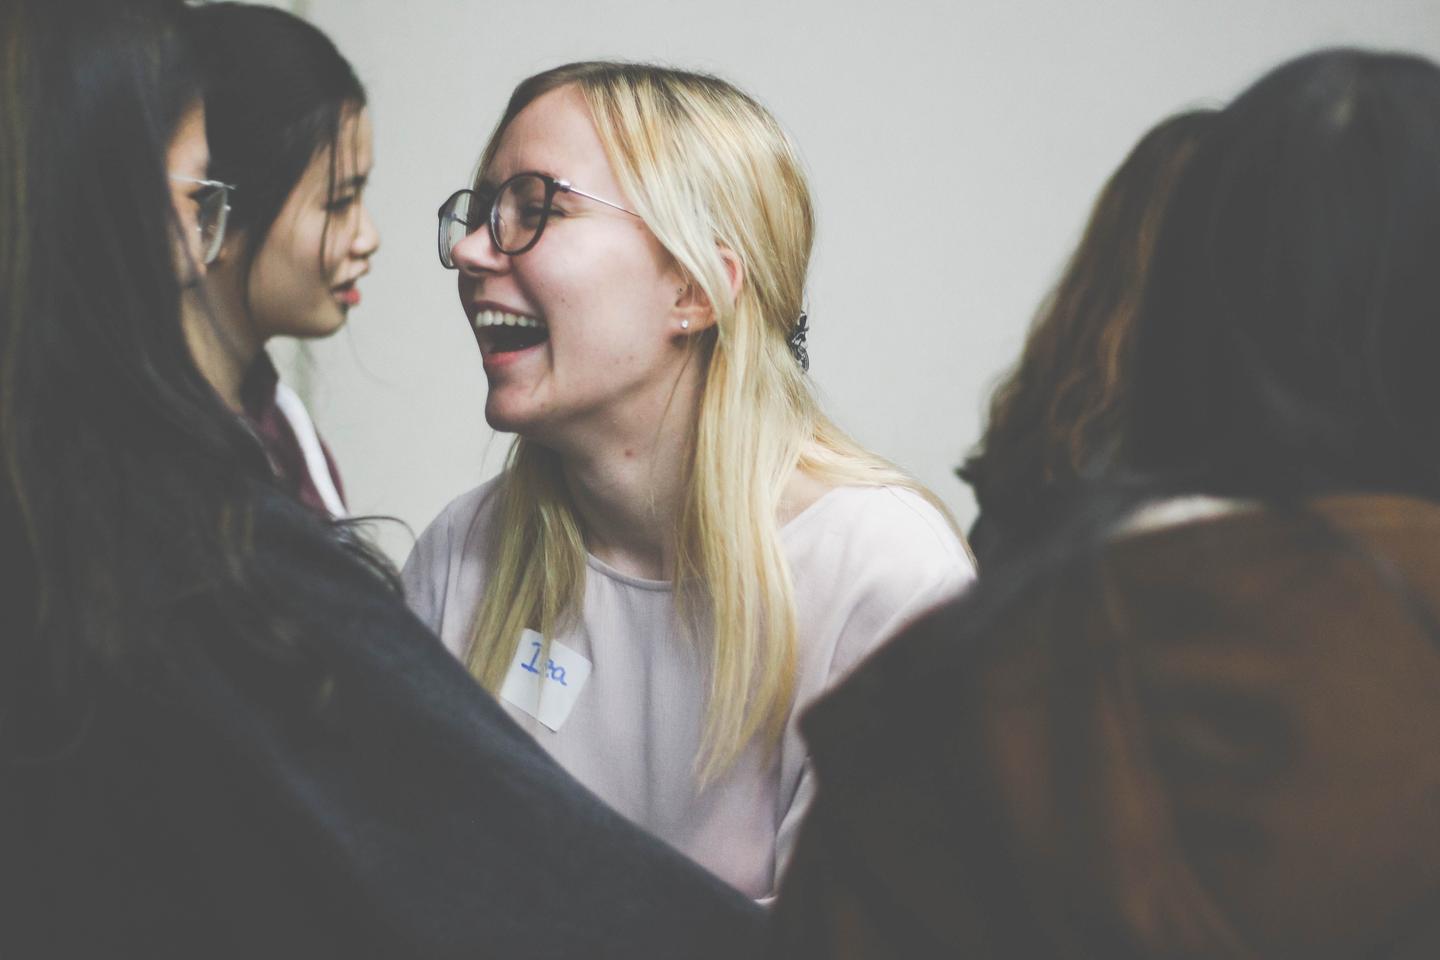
[771,495,1440,958]
[3,493,763,959]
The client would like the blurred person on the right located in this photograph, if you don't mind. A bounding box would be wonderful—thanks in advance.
[770,48,1440,959]
[959,108,1213,569]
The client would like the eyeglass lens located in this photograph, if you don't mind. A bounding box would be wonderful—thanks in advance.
[492,174,549,254]
[197,185,229,264]
[440,174,554,267]
[439,189,478,269]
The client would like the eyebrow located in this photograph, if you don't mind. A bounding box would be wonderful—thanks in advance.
[476,168,562,190]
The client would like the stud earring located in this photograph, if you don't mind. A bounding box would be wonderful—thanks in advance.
[680,319,691,331]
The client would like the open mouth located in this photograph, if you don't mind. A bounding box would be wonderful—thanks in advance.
[473,309,548,354]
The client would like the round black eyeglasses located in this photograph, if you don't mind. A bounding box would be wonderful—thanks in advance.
[436,172,637,268]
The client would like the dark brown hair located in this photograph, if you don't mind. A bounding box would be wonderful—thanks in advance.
[959,109,1214,565]
[1131,49,1440,503]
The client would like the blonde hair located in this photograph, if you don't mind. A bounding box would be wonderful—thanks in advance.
[466,61,956,779]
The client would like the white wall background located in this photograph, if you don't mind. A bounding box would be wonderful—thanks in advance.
[269,0,1440,562]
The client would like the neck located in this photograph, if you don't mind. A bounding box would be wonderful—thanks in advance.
[555,384,702,582]
[181,267,264,411]
[548,386,839,581]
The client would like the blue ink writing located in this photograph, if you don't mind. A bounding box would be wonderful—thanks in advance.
[519,640,569,686]
[521,640,542,674]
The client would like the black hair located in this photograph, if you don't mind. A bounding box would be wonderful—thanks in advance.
[184,2,367,280]
[0,0,392,759]
[1129,49,1440,503]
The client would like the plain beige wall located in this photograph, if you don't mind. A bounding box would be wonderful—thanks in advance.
[262,0,1440,562]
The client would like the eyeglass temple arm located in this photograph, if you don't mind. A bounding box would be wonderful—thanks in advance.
[170,174,237,192]
[554,179,638,218]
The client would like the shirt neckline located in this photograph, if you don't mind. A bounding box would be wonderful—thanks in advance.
[582,485,856,590]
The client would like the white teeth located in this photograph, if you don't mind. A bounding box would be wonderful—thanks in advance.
[472,309,545,331]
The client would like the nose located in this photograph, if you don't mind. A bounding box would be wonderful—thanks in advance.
[352,201,380,260]
[451,222,508,276]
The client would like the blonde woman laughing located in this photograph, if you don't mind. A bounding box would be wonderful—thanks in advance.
[404,61,974,900]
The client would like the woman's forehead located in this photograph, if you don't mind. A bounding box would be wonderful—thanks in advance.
[294,108,372,198]
[486,86,609,183]
[332,108,374,179]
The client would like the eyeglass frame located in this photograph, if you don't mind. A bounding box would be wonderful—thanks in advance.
[169,174,236,265]
[436,172,639,268]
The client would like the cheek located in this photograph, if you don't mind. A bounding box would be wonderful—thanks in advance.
[253,240,316,307]
[511,233,679,351]
[168,189,189,230]
[320,237,345,275]
[272,211,333,286]
[321,212,359,271]
[168,192,201,259]
[508,255,572,314]
[285,239,333,293]
[537,245,652,312]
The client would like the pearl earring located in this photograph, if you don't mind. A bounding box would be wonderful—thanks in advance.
[680,319,691,331]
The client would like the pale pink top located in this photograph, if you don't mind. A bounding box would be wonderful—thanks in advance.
[401,478,974,900]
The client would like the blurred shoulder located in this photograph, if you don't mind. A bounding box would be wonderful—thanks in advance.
[787,484,974,576]
[420,475,507,544]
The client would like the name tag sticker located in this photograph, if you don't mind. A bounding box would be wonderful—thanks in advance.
[498,629,592,732]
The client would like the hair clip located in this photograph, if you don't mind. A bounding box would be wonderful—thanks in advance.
[788,311,809,372]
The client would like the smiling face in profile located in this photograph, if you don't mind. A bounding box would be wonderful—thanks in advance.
[245,107,380,341]
[449,86,698,450]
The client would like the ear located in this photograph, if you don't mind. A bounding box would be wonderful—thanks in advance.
[716,245,744,304]
[673,246,745,334]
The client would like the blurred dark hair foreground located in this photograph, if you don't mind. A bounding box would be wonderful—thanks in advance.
[0,1,764,953]
[771,48,1440,959]
[5,0,307,736]
[961,108,1214,567]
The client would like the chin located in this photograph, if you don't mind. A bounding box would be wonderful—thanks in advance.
[270,313,346,342]
[483,403,524,436]
[484,394,552,439]
[314,310,350,338]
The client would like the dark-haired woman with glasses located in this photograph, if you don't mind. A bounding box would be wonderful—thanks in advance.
[181,1,378,517]
[406,62,975,901]
[1,0,764,953]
